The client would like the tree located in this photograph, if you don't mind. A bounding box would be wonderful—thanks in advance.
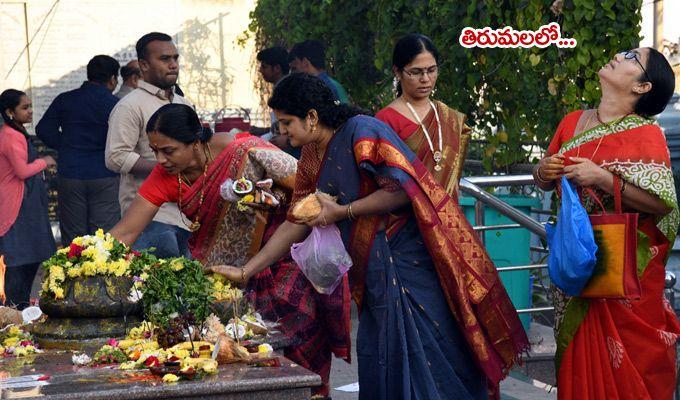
[247,0,642,170]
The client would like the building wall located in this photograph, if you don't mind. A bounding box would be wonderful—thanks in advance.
[0,0,262,133]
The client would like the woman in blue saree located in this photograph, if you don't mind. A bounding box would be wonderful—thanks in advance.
[208,73,528,399]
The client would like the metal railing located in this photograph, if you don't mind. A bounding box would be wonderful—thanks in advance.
[461,174,680,321]
[459,174,549,316]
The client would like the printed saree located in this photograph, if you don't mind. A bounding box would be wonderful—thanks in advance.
[289,116,528,399]
[179,134,340,396]
[548,111,680,400]
[376,100,471,195]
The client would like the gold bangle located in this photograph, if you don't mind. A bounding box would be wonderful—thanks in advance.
[347,202,356,220]
[620,180,627,194]
[240,267,246,283]
[534,168,550,184]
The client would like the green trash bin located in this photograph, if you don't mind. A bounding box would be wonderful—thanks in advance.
[459,195,540,332]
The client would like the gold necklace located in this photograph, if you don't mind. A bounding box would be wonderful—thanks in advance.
[177,143,212,232]
[404,98,443,171]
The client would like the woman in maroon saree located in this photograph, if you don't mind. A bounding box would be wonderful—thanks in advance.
[376,34,471,195]
[110,104,344,397]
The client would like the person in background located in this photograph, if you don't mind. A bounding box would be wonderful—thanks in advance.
[0,89,56,309]
[376,33,471,196]
[36,55,121,246]
[106,32,191,258]
[251,46,299,157]
[115,60,141,99]
[535,48,680,399]
[288,40,349,104]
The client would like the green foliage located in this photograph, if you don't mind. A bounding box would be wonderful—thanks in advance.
[247,0,642,170]
[140,258,214,328]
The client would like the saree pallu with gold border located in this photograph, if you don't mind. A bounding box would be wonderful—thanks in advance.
[180,134,340,396]
[548,112,680,400]
[299,116,528,399]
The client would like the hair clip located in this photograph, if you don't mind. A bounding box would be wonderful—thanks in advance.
[333,100,340,106]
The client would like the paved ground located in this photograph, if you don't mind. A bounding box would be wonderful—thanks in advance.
[329,304,556,400]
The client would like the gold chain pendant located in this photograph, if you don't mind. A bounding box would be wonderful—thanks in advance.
[434,164,443,172]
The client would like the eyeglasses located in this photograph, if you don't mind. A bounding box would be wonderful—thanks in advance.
[620,51,651,83]
[403,65,439,79]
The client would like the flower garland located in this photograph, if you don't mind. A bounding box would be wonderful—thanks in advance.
[40,229,149,299]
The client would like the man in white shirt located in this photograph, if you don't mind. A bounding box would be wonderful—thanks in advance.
[105,32,191,258]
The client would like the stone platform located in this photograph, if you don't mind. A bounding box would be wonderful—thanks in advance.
[0,351,321,399]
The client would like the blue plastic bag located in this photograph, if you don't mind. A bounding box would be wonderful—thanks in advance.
[546,176,598,296]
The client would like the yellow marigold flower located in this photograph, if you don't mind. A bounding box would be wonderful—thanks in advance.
[119,361,137,370]
[140,272,149,281]
[81,247,97,259]
[53,287,65,299]
[170,259,184,271]
[13,347,28,357]
[82,261,97,276]
[213,281,224,291]
[96,229,105,238]
[8,326,20,336]
[103,241,114,251]
[67,267,82,279]
[3,337,19,347]
[57,247,69,255]
[0,345,5,354]
[49,265,65,282]
[95,260,108,275]
[72,236,84,246]
[41,279,49,292]
[200,359,218,373]
[171,348,190,359]
[162,373,180,383]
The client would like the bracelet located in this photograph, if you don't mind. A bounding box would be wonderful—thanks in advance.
[240,267,246,283]
[534,167,550,184]
[620,180,627,195]
[346,202,357,220]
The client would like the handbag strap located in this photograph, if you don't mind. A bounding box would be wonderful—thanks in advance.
[583,174,622,215]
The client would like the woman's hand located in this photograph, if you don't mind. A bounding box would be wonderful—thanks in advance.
[205,264,247,285]
[563,157,611,187]
[307,193,347,227]
[536,154,565,181]
[41,155,56,167]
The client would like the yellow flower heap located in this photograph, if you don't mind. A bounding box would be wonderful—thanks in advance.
[206,273,243,302]
[41,229,138,299]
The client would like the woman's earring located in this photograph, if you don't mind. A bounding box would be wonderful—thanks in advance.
[431,87,437,97]
[392,77,399,96]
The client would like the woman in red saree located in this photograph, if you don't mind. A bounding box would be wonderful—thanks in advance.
[535,48,680,399]
[110,104,344,397]
[376,34,470,195]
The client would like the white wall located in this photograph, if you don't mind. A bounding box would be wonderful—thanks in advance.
[0,0,262,133]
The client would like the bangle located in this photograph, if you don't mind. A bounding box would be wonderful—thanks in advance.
[346,202,357,220]
[240,267,246,283]
[534,167,550,184]
[620,180,627,194]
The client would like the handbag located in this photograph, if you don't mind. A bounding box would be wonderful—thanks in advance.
[546,176,599,296]
[580,175,641,299]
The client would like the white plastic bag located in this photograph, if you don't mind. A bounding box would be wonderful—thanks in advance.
[290,225,353,294]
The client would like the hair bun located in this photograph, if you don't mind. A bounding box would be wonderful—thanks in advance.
[200,125,214,142]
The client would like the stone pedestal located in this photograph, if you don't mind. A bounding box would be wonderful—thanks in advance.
[32,276,141,351]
